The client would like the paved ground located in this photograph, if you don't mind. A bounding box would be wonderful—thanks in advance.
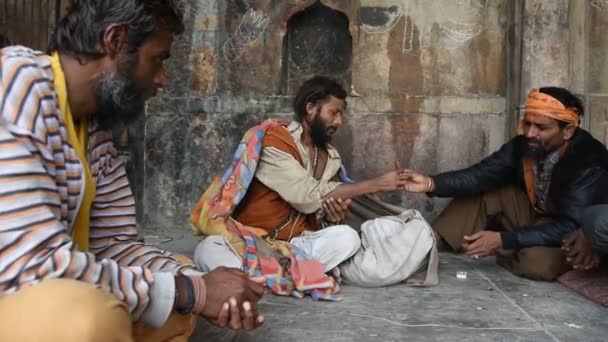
[143,228,608,341]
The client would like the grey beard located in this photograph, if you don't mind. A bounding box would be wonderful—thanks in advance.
[93,56,145,131]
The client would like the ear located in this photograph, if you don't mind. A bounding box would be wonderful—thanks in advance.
[305,102,318,120]
[562,124,577,141]
[99,24,129,58]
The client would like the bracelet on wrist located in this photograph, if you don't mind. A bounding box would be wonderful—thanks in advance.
[176,275,195,315]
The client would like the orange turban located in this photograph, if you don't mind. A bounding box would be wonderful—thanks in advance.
[517,88,580,135]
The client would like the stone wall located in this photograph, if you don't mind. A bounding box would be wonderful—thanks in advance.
[132,0,607,231]
[588,1,608,146]
[1,0,71,50]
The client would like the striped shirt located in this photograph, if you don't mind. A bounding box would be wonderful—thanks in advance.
[0,46,200,327]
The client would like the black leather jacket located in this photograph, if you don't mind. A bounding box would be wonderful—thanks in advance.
[431,129,608,249]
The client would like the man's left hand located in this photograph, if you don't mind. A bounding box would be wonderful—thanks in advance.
[463,231,502,258]
[562,229,600,271]
[211,297,265,331]
[323,197,351,224]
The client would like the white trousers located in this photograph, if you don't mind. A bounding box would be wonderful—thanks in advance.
[194,225,361,273]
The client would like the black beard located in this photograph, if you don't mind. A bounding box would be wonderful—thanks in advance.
[93,54,148,131]
[309,114,335,147]
[523,138,559,159]
[523,148,545,159]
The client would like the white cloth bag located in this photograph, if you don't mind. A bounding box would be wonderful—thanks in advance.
[340,209,439,287]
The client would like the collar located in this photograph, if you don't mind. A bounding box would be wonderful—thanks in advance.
[288,121,340,159]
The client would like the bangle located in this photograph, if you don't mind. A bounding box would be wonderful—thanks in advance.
[425,177,434,193]
[176,275,195,315]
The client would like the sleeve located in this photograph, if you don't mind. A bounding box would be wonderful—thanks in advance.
[89,150,204,277]
[255,146,342,214]
[431,138,521,198]
[0,126,176,326]
[89,150,205,324]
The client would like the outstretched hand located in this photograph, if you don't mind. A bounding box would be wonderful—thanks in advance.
[401,170,434,193]
[373,169,412,192]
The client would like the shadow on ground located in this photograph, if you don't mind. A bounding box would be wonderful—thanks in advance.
[141,228,607,341]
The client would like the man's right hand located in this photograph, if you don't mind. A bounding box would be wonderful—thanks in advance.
[401,170,434,193]
[178,267,266,331]
[372,170,412,192]
[202,267,266,330]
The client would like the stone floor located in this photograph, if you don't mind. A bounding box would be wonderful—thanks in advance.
[143,228,608,342]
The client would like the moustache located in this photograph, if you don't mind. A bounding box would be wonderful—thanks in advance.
[326,126,338,135]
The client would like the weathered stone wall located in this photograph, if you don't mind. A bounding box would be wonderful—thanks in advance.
[1,0,71,50]
[588,1,608,146]
[134,0,607,232]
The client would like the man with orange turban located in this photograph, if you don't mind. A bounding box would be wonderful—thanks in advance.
[402,87,608,281]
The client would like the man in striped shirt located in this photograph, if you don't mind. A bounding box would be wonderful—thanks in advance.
[0,1,266,341]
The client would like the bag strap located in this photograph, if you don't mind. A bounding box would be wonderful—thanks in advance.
[404,217,439,287]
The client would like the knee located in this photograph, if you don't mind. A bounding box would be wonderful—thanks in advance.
[194,235,224,256]
[73,299,132,342]
[329,225,361,255]
[345,227,362,253]
[517,265,563,281]
[194,235,225,270]
[194,235,242,272]
[582,206,608,250]
[514,248,569,281]
[46,280,132,342]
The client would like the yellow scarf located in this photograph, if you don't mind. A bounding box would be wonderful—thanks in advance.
[48,52,95,251]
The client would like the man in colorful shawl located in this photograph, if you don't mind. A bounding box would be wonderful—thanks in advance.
[401,87,608,281]
[192,76,411,292]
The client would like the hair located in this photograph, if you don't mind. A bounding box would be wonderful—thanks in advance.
[293,76,347,121]
[47,0,185,57]
[538,87,584,128]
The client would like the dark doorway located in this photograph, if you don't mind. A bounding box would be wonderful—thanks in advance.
[1,0,68,51]
[281,1,352,94]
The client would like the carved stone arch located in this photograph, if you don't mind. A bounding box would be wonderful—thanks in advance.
[280,1,353,94]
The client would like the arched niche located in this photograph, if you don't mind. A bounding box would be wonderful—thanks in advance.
[281,1,352,94]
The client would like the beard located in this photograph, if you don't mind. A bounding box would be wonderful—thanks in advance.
[309,112,338,147]
[93,54,153,131]
[523,137,558,159]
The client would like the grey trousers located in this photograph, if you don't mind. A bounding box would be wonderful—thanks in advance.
[582,205,608,254]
